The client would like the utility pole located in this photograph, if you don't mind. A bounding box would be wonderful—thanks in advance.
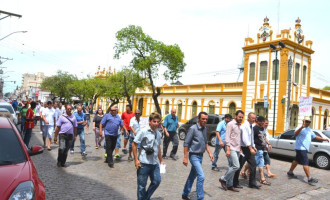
[285,56,293,130]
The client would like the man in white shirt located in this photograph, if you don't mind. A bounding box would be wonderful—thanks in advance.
[39,102,46,134]
[233,112,260,189]
[42,101,56,150]
[35,101,41,126]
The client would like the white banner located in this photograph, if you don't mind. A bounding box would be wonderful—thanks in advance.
[299,96,313,117]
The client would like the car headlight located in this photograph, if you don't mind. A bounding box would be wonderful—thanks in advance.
[9,181,35,200]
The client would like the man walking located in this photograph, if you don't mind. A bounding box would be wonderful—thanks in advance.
[121,105,135,154]
[263,119,277,178]
[182,112,214,200]
[163,108,179,160]
[211,114,232,171]
[132,112,164,200]
[128,109,142,161]
[219,110,244,192]
[233,112,260,189]
[55,104,77,167]
[287,116,329,184]
[41,101,56,150]
[70,105,87,157]
[100,105,127,168]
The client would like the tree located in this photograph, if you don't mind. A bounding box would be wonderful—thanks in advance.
[323,86,330,91]
[40,70,76,103]
[114,25,186,115]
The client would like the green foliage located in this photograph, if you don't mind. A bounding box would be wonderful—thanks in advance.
[40,70,76,102]
[323,86,330,90]
[113,25,186,114]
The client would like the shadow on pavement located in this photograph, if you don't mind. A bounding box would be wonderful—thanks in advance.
[30,128,130,200]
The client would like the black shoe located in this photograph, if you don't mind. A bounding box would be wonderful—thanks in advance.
[57,162,61,167]
[108,163,114,168]
[219,178,227,191]
[248,184,261,189]
[170,155,178,161]
[287,171,298,178]
[233,184,243,189]
[61,163,68,167]
[212,167,220,171]
[227,187,240,192]
[182,195,190,200]
[308,177,318,184]
[162,155,167,159]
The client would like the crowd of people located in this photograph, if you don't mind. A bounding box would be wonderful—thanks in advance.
[11,99,329,200]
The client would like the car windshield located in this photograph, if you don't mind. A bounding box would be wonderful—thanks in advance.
[322,131,330,139]
[0,128,27,165]
[0,105,14,114]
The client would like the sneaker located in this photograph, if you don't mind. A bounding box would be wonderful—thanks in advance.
[162,155,167,159]
[287,171,297,178]
[308,177,318,184]
[128,156,133,161]
[122,149,128,154]
[170,155,178,161]
[212,167,220,171]
[81,152,87,156]
[114,154,121,159]
[104,153,107,158]
[70,150,74,154]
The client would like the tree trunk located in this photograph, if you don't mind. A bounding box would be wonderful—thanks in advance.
[147,68,161,116]
[107,98,120,113]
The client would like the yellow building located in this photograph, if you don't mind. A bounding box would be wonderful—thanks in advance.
[130,17,330,135]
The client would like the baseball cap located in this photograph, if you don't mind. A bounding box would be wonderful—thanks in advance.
[304,116,311,121]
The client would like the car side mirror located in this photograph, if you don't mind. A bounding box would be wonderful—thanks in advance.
[28,145,44,156]
[16,111,20,115]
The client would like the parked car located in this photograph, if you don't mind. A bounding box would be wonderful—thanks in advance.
[269,129,330,169]
[0,102,18,125]
[0,117,45,199]
[178,114,224,146]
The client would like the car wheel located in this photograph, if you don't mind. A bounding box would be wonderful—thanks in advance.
[314,153,330,169]
[210,134,216,147]
[178,130,186,140]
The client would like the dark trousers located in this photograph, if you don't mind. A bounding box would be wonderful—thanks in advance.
[57,134,73,165]
[233,146,257,186]
[162,131,179,157]
[105,135,118,165]
[23,128,32,147]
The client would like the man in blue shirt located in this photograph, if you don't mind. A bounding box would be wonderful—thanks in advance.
[100,105,127,168]
[211,114,232,171]
[287,116,329,184]
[163,108,179,160]
[70,105,87,157]
[11,99,18,111]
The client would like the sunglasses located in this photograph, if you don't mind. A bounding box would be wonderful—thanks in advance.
[110,110,116,112]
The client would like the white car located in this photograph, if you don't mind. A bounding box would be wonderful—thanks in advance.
[269,129,330,169]
[0,102,18,125]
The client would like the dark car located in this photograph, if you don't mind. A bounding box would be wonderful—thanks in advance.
[178,114,224,146]
[0,117,45,199]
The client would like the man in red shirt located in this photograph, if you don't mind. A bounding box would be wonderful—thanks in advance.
[24,101,37,147]
[121,105,134,155]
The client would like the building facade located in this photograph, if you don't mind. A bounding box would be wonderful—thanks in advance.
[96,17,330,135]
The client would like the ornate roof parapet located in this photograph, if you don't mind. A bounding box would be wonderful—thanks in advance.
[94,66,115,78]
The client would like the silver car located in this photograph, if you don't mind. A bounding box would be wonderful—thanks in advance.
[0,102,18,125]
[269,129,330,169]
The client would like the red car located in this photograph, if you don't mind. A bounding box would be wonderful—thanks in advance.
[0,117,45,199]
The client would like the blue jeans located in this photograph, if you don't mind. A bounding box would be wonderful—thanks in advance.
[137,163,161,200]
[20,116,26,134]
[212,145,231,168]
[70,128,85,153]
[182,153,205,200]
[23,128,32,147]
[221,150,240,187]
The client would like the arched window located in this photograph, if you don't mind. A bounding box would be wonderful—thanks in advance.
[229,102,236,117]
[294,63,300,84]
[272,59,279,80]
[259,61,268,81]
[165,100,170,114]
[177,101,183,121]
[208,101,215,114]
[138,98,143,111]
[302,65,307,85]
[249,62,256,81]
[192,101,197,117]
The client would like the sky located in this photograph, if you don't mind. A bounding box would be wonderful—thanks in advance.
[1,0,329,93]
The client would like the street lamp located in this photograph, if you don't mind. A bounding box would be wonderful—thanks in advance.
[0,31,27,41]
[269,41,285,137]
